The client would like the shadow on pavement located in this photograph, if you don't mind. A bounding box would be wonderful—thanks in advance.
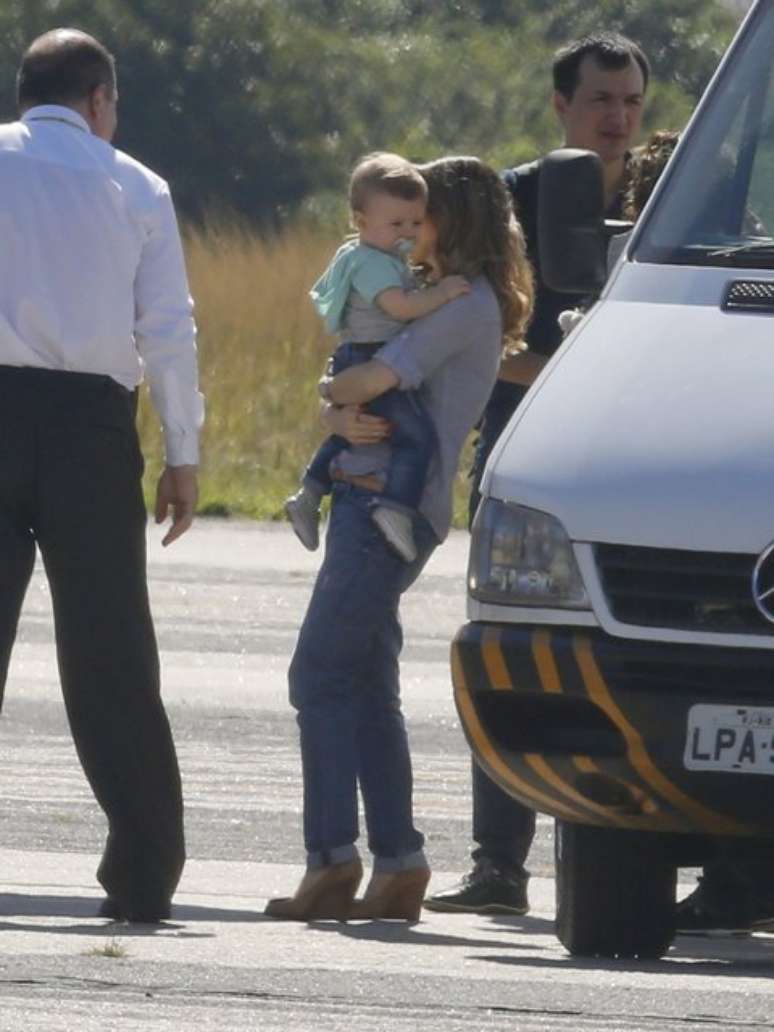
[476,930,774,977]
[0,892,259,924]
[477,913,555,935]
[0,919,210,938]
[306,916,553,951]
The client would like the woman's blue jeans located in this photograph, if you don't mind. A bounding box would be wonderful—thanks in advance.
[288,483,437,873]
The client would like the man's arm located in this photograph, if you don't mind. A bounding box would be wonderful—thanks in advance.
[134,183,204,543]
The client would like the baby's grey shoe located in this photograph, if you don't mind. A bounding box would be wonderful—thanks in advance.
[371,506,417,562]
[285,488,320,551]
[558,307,585,337]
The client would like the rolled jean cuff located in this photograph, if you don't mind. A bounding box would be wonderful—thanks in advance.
[306,844,359,870]
[372,849,428,875]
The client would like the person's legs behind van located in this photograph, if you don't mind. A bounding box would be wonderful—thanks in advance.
[424,759,534,915]
[677,840,774,935]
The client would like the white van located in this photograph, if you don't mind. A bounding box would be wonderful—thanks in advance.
[452,0,774,959]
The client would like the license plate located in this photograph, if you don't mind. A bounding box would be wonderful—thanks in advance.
[684,704,774,775]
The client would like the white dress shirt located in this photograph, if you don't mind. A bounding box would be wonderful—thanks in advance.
[0,105,203,465]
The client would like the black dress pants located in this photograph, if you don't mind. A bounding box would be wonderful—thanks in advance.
[0,365,184,911]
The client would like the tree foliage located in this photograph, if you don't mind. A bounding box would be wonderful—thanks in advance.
[0,0,740,225]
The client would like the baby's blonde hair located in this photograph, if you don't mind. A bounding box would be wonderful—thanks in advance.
[349,152,427,214]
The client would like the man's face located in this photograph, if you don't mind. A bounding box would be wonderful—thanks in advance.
[554,54,645,165]
[354,192,426,254]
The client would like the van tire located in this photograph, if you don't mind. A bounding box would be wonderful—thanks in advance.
[554,820,677,958]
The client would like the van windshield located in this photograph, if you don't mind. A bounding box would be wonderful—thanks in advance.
[635,2,774,269]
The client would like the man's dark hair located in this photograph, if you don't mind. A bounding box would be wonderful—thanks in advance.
[553,32,650,100]
[17,28,116,110]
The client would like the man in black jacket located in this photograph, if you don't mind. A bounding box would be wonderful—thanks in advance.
[425,31,649,916]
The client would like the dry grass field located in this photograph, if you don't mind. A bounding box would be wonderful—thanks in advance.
[137,223,476,526]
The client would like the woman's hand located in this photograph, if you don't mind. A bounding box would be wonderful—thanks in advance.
[322,404,391,446]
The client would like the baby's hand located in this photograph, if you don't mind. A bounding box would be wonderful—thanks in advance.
[439,275,471,301]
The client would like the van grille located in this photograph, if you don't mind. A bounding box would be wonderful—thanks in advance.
[594,544,773,635]
[602,647,774,698]
[723,280,774,312]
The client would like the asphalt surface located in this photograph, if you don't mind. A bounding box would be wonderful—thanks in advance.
[2,519,774,1031]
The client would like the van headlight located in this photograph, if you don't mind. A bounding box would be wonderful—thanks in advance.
[469,499,589,609]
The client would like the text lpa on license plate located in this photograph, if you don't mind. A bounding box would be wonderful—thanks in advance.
[684,704,774,775]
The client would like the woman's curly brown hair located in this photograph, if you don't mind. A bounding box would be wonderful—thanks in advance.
[416,156,534,347]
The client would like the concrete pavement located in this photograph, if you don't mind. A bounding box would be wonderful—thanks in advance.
[3,848,774,1032]
[3,520,774,1031]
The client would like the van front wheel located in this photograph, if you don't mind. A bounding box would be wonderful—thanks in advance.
[554,820,676,958]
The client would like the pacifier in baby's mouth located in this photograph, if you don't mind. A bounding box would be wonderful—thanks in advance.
[394,238,415,257]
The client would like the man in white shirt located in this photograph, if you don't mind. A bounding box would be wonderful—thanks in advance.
[0,28,203,922]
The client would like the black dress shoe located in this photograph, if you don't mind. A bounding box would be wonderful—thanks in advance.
[97,897,122,919]
[676,877,774,937]
[98,896,171,923]
[423,859,529,915]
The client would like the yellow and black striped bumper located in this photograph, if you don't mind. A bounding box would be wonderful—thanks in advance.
[452,623,774,836]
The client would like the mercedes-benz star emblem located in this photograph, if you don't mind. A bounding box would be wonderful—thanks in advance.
[752,543,774,624]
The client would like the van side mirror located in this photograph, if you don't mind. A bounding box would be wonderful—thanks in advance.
[538,149,608,294]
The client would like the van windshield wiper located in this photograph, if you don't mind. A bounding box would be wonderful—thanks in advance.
[708,240,774,260]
